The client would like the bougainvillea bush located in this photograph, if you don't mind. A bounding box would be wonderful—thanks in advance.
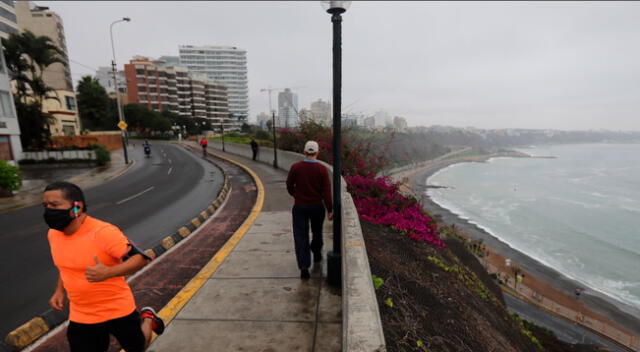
[346,176,445,248]
[278,121,444,248]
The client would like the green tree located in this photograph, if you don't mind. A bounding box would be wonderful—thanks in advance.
[2,30,67,149]
[76,75,117,131]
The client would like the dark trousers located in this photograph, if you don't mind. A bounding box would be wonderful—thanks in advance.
[252,148,258,160]
[67,310,145,352]
[292,204,325,269]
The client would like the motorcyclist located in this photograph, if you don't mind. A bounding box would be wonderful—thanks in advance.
[143,140,151,158]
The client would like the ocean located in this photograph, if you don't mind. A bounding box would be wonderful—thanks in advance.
[426,143,640,311]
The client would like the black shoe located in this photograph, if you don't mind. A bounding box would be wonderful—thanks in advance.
[313,252,322,263]
[300,269,310,280]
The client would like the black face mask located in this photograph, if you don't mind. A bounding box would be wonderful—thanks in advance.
[43,207,75,231]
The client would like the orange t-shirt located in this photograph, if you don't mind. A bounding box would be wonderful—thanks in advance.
[47,216,136,324]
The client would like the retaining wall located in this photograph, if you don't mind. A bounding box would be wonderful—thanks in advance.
[206,140,387,351]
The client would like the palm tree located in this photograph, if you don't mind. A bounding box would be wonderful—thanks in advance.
[2,30,67,148]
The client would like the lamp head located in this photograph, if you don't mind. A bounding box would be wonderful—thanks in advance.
[321,1,350,14]
[123,17,131,22]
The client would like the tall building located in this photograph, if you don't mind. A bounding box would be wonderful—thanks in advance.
[124,56,230,128]
[0,0,19,38]
[0,45,22,162]
[256,112,270,130]
[277,88,298,128]
[15,1,72,91]
[310,99,331,125]
[44,89,80,136]
[374,110,392,127]
[179,45,248,128]
[96,66,126,97]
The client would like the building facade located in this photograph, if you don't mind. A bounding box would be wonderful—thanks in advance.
[96,66,126,98]
[0,45,21,162]
[0,0,19,38]
[44,89,80,136]
[179,45,248,129]
[124,56,231,128]
[277,88,298,128]
[310,99,331,125]
[15,1,72,91]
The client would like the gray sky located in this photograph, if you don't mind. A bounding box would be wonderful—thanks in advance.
[39,1,640,131]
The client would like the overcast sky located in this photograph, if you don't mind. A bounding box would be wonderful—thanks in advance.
[38,1,640,131]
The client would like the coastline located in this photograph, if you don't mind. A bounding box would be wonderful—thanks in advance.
[401,156,640,338]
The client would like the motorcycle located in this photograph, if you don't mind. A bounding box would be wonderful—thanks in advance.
[144,145,151,158]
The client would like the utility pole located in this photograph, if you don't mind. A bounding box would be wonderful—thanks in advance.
[110,17,130,164]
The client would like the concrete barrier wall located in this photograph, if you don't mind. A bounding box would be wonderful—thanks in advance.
[22,150,95,161]
[207,140,387,351]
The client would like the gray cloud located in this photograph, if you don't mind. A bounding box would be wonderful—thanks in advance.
[40,1,640,130]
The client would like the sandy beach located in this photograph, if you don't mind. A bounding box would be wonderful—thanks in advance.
[400,156,640,339]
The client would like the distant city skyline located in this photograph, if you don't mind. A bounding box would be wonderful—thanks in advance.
[38,1,640,131]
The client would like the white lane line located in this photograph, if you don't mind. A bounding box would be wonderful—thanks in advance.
[116,186,155,205]
[168,158,172,164]
[167,167,173,175]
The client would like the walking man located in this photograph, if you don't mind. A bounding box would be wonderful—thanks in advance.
[286,141,333,279]
[43,182,164,352]
[250,138,259,161]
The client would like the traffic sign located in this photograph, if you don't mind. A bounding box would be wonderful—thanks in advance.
[117,121,128,131]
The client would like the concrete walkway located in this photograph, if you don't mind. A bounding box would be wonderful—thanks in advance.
[149,151,342,352]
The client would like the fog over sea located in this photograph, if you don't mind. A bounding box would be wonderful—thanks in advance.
[427,144,640,311]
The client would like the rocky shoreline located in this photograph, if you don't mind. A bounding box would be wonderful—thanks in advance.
[402,155,640,338]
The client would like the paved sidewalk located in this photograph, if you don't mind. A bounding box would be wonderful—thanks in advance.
[149,150,342,352]
[0,147,133,213]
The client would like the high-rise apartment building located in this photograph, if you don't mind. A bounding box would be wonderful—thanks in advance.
[0,2,21,162]
[0,0,19,38]
[277,88,298,128]
[15,1,72,91]
[179,45,248,129]
[124,56,230,128]
[0,45,21,162]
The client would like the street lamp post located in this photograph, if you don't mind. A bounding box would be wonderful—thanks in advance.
[271,110,278,168]
[220,121,225,152]
[110,17,130,164]
[323,0,350,287]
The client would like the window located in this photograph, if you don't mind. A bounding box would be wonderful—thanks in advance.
[0,91,14,118]
[65,96,76,111]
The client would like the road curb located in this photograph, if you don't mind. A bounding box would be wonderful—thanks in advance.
[2,148,231,352]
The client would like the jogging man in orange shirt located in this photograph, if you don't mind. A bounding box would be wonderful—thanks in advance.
[43,181,164,352]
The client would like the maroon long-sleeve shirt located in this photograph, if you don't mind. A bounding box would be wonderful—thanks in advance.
[286,159,333,212]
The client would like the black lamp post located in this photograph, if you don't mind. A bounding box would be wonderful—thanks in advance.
[271,111,278,168]
[220,120,225,152]
[323,0,350,287]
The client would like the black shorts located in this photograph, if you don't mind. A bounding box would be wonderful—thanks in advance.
[67,310,145,352]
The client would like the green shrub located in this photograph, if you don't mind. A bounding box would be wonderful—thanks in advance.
[254,130,272,141]
[0,160,21,191]
[93,144,111,166]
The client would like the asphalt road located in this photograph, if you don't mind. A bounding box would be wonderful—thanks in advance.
[0,142,223,338]
[504,292,626,352]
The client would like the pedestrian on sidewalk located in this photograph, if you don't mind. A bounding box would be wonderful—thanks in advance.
[286,141,333,279]
[200,137,208,157]
[250,138,259,161]
[43,181,164,352]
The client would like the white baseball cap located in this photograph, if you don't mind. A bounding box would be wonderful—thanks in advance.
[304,141,319,154]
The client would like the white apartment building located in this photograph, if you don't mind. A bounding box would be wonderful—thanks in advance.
[0,0,19,38]
[310,99,331,125]
[95,66,126,96]
[0,45,22,163]
[179,45,248,131]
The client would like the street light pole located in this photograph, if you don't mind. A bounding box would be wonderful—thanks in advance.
[110,17,130,164]
[271,110,278,168]
[220,120,225,152]
[324,0,349,287]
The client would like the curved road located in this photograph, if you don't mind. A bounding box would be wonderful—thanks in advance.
[0,142,223,337]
